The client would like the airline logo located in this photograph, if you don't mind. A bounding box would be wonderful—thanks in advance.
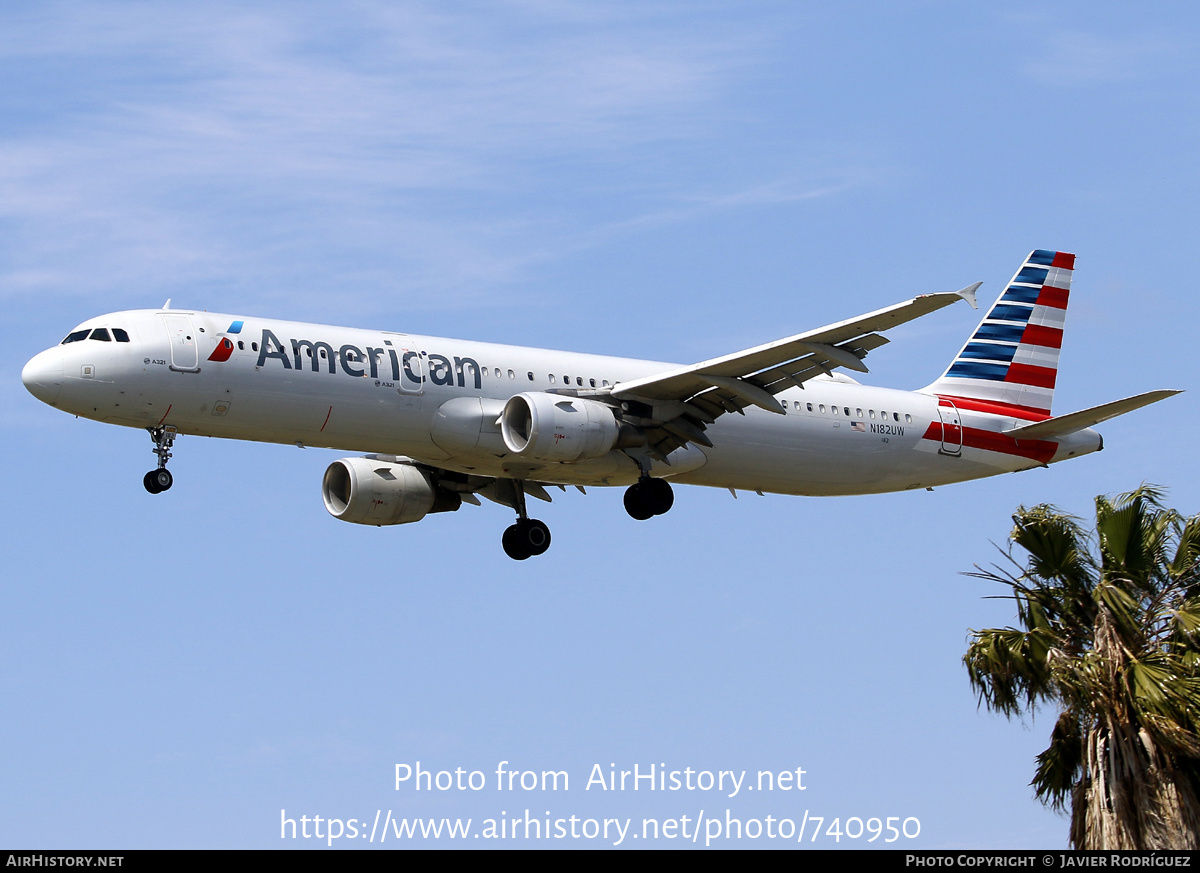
[208,338,235,362]
[206,321,244,362]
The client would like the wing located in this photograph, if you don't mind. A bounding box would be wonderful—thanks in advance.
[610,283,981,459]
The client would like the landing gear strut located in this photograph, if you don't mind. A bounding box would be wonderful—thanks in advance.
[624,476,673,520]
[144,425,177,494]
[501,480,552,560]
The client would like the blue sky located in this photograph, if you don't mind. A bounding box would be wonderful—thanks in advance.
[2,1,1197,849]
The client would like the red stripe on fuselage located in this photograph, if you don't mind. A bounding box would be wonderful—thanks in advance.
[921,422,1057,463]
[934,395,1051,420]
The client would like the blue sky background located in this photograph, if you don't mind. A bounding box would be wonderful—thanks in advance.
[2,1,1197,849]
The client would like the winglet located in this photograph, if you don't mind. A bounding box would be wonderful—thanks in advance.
[955,282,981,310]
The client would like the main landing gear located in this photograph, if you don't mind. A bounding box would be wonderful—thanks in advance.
[501,480,552,561]
[624,476,674,520]
[502,518,551,561]
[143,425,177,494]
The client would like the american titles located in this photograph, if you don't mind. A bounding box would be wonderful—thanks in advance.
[254,328,482,389]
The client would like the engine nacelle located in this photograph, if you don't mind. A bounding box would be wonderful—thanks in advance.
[322,457,461,526]
[500,393,621,462]
[431,396,508,458]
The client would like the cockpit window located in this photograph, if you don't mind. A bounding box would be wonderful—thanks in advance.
[62,329,90,344]
[112,328,130,342]
[89,328,112,342]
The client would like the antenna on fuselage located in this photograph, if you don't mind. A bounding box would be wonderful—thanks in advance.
[162,298,172,310]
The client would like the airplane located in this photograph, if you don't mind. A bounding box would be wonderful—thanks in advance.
[21,249,1180,560]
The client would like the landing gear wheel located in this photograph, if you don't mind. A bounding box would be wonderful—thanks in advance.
[502,524,530,560]
[143,468,173,494]
[645,477,674,515]
[524,519,551,556]
[624,478,673,520]
[624,484,654,520]
[502,518,552,560]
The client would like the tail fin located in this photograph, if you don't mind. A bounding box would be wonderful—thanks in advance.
[924,249,1074,419]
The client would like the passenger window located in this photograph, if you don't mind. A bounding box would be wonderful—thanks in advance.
[508,370,514,379]
[819,404,826,413]
[549,375,556,384]
[602,380,610,387]
[893,412,900,422]
[528,372,535,381]
[806,403,813,412]
[856,408,863,417]
[830,405,836,414]
[252,342,259,352]
[89,328,111,342]
[237,341,244,350]
[589,378,596,387]
[113,328,130,343]
[905,414,912,423]
[844,407,850,416]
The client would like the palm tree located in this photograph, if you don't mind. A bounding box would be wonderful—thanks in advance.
[964,485,1200,849]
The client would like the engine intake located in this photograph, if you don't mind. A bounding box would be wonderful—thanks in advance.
[500,393,622,462]
[322,458,461,526]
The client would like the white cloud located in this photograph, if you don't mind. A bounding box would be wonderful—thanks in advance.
[1,2,816,314]
[1022,30,1177,87]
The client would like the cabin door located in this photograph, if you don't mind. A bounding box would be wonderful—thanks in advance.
[937,399,962,456]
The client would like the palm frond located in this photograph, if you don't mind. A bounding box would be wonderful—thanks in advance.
[965,486,1200,848]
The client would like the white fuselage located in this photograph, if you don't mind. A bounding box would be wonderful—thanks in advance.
[21,308,1103,496]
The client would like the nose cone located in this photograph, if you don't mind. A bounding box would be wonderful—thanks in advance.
[22,348,63,405]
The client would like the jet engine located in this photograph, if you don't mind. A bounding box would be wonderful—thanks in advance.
[322,457,461,526]
[500,393,624,462]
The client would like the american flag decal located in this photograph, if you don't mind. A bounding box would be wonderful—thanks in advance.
[850,421,865,432]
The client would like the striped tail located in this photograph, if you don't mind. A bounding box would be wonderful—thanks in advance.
[925,250,1074,420]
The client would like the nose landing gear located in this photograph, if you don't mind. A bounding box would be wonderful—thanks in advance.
[143,425,177,494]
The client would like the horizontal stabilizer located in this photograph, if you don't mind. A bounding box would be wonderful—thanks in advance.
[1003,390,1182,440]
